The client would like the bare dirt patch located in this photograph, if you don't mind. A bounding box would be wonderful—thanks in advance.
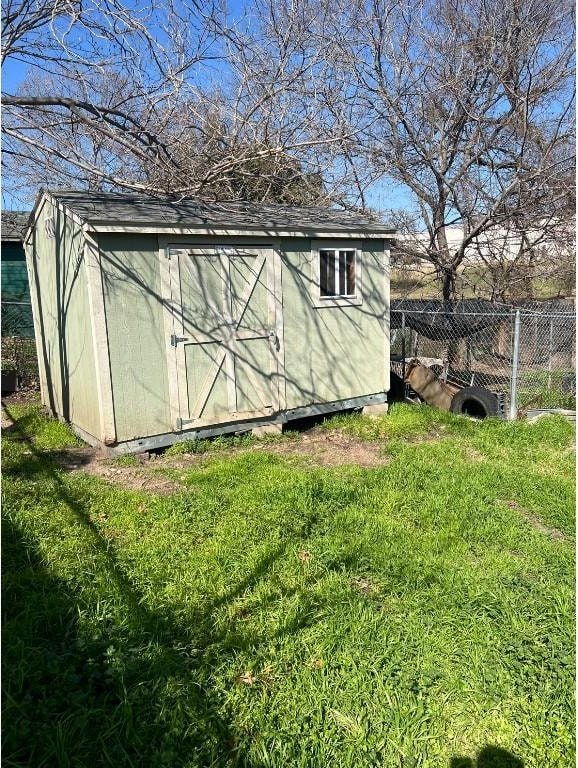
[46,447,182,494]
[66,427,389,491]
[81,461,180,493]
[254,428,389,468]
[153,428,390,470]
[5,415,390,492]
[83,463,181,494]
[504,499,567,541]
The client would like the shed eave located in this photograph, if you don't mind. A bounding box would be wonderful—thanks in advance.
[87,223,396,239]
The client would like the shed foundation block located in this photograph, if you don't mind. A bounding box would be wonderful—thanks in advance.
[362,402,388,417]
[252,423,283,437]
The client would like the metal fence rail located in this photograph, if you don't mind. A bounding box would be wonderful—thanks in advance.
[391,300,576,418]
[1,298,575,416]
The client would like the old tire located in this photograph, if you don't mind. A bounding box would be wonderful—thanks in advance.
[450,386,499,419]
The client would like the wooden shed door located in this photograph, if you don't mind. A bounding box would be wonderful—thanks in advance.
[165,246,283,430]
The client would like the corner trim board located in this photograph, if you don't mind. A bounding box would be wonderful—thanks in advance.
[84,232,117,444]
[23,233,49,406]
[272,238,287,412]
[383,243,391,392]
[158,239,182,431]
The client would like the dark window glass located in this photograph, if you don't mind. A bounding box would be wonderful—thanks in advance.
[345,250,355,295]
[338,250,347,295]
[319,248,356,298]
[320,249,335,296]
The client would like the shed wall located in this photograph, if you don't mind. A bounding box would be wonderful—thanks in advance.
[280,239,389,409]
[98,233,171,441]
[83,232,389,446]
[27,202,101,438]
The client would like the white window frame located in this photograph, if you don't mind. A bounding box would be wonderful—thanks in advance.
[310,239,363,308]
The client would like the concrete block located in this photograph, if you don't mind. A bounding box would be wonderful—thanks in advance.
[252,423,283,437]
[362,402,389,417]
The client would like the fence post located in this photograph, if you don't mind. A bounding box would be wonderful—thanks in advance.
[401,312,406,381]
[509,309,521,420]
[547,318,554,390]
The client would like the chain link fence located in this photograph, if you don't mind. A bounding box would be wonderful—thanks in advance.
[391,299,576,418]
[2,300,39,390]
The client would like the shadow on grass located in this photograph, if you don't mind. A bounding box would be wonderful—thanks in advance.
[451,745,524,767]
[3,405,329,767]
[2,504,250,767]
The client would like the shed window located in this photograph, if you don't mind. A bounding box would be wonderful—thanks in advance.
[319,248,356,298]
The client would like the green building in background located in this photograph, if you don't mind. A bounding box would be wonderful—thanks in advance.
[1,211,34,336]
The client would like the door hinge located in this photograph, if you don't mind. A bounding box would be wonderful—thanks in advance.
[170,334,189,347]
[268,329,280,351]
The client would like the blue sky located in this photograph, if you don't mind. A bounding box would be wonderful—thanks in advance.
[2,58,26,93]
[2,58,33,210]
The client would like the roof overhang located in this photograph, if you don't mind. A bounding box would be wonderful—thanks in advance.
[87,223,396,239]
[23,190,397,242]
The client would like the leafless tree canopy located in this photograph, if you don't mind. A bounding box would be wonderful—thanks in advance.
[297,0,575,298]
[2,0,211,193]
[1,0,347,204]
[2,0,575,299]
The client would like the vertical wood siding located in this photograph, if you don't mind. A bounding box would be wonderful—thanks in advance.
[98,233,170,441]
[28,202,101,438]
[281,239,389,410]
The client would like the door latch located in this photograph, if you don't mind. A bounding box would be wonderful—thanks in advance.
[170,334,189,347]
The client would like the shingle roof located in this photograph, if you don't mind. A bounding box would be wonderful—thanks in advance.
[2,211,31,241]
[47,191,395,235]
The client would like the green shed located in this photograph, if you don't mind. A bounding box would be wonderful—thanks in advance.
[25,190,394,453]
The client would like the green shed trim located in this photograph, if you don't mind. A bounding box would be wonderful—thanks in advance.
[85,232,116,444]
[89,224,392,239]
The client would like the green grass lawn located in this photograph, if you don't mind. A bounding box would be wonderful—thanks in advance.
[2,402,575,768]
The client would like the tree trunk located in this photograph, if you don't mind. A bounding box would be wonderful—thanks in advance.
[441,268,455,302]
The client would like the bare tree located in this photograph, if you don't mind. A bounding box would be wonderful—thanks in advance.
[129,0,362,204]
[2,0,222,199]
[253,0,575,298]
[468,216,577,302]
[1,0,358,206]
[4,0,574,275]
[354,0,576,299]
